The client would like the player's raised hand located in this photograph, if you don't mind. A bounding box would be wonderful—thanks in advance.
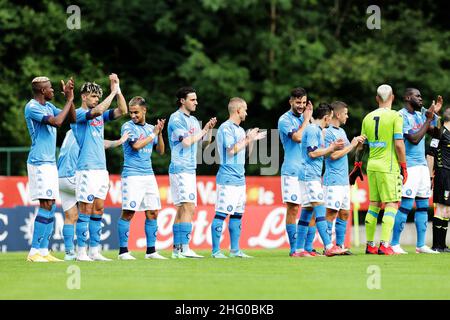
[426,101,436,120]
[434,95,443,114]
[209,117,217,129]
[349,162,364,185]
[255,130,267,141]
[158,119,166,131]
[109,73,119,93]
[61,77,74,101]
[246,128,259,141]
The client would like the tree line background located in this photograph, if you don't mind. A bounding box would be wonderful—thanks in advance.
[1,0,450,176]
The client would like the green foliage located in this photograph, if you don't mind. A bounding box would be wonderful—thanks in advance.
[1,1,450,175]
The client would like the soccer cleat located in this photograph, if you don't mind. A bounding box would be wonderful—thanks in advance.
[365,244,378,255]
[324,245,348,257]
[338,245,353,255]
[416,246,439,254]
[378,243,395,255]
[391,244,408,254]
[27,253,49,262]
[307,249,324,257]
[64,251,77,261]
[211,251,228,259]
[179,248,204,258]
[229,250,253,258]
[118,252,137,260]
[291,251,313,257]
[145,252,168,260]
[43,253,64,262]
[89,252,112,261]
[76,251,94,262]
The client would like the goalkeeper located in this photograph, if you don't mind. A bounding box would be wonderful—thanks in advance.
[350,84,407,255]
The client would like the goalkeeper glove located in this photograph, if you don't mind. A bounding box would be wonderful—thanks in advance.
[349,162,364,185]
[400,162,408,184]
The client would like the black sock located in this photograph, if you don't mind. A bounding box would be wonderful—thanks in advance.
[146,247,156,254]
[442,219,449,248]
[119,247,128,255]
[432,217,442,249]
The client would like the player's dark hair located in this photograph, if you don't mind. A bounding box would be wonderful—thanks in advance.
[80,82,103,98]
[290,87,307,99]
[331,101,348,115]
[129,96,147,108]
[403,88,418,101]
[313,103,333,120]
[176,86,196,107]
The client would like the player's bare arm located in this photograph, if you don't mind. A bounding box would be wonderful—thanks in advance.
[112,74,128,119]
[291,102,313,143]
[104,131,129,149]
[156,119,166,155]
[405,103,435,145]
[308,139,345,159]
[181,117,217,147]
[47,78,75,127]
[330,135,366,160]
[88,74,119,118]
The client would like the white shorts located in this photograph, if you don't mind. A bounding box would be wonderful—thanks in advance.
[169,172,197,206]
[76,169,109,203]
[281,175,301,205]
[27,163,59,201]
[324,185,351,211]
[122,175,161,211]
[215,184,246,214]
[299,179,324,207]
[59,176,77,211]
[402,165,431,198]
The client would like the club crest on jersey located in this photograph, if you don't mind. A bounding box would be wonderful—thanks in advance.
[46,189,52,197]
[227,205,233,212]
[130,201,136,208]
[406,189,412,196]
[189,193,195,200]
[87,194,94,201]
[90,119,104,127]
[291,194,298,201]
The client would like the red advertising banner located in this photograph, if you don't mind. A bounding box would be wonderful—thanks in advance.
[0,175,364,250]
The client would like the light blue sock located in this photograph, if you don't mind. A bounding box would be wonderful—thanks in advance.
[31,207,53,249]
[212,212,227,253]
[286,224,297,255]
[229,214,242,252]
[63,224,75,253]
[296,208,313,250]
[39,204,56,250]
[335,218,347,247]
[305,226,316,252]
[179,222,192,246]
[145,219,158,248]
[315,205,331,247]
[326,220,333,240]
[76,213,90,247]
[118,218,130,248]
[173,223,180,249]
[89,214,103,248]
[415,198,429,248]
[392,197,414,246]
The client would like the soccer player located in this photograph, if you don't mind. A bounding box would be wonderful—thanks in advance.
[295,103,347,257]
[391,89,442,254]
[324,101,365,254]
[350,84,407,255]
[429,106,450,252]
[58,129,129,261]
[168,87,217,258]
[117,96,167,260]
[25,76,75,262]
[278,88,314,256]
[211,97,267,258]
[73,74,127,261]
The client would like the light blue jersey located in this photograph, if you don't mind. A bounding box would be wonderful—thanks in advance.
[399,107,438,167]
[278,110,304,176]
[24,99,62,165]
[73,108,114,170]
[167,110,201,174]
[324,126,350,186]
[299,124,324,181]
[57,129,79,178]
[121,120,158,177]
[216,120,246,186]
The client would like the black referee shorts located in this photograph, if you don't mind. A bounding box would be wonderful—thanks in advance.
[433,167,450,205]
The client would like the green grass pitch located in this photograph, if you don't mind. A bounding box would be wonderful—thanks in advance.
[1,247,449,300]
